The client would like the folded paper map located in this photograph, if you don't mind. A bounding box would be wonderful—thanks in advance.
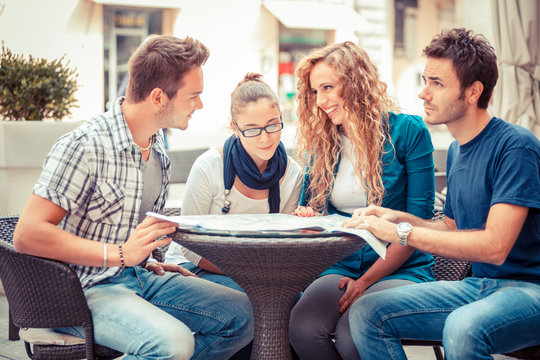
[147,212,387,259]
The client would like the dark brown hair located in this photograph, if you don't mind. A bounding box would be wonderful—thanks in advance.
[423,28,498,109]
[127,35,209,103]
[230,72,279,121]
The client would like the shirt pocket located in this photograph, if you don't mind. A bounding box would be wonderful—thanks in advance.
[86,182,125,224]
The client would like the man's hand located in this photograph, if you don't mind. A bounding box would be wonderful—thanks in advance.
[337,277,369,313]
[122,216,177,266]
[145,261,198,277]
[352,204,399,223]
[343,215,400,244]
[292,206,320,217]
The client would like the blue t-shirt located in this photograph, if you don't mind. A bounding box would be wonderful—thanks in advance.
[300,112,436,283]
[444,117,540,283]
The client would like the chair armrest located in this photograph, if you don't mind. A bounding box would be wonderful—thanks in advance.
[0,240,93,330]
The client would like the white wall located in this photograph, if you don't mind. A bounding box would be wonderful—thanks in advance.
[2,0,390,151]
[1,0,280,148]
[167,0,281,150]
[0,0,104,121]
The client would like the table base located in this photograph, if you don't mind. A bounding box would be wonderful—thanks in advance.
[173,233,366,360]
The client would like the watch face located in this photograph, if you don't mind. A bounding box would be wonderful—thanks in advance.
[397,222,412,233]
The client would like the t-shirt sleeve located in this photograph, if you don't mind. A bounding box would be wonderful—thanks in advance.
[491,146,540,209]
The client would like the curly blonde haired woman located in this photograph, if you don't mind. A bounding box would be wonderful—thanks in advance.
[289,41,436,360]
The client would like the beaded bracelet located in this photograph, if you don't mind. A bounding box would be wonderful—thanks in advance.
[118,244,125,269]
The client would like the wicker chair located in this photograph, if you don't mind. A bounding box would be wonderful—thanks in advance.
[504,345,540,359]
[0,215,122,359]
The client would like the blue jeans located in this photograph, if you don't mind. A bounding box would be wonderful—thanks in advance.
[181,262,244,293]
[349,277,540,360]
[59,266,253,360]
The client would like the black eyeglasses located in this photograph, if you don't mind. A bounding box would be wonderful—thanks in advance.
[234,121,284,138]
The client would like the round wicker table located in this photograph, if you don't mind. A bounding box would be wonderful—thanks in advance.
[172,229,367,360]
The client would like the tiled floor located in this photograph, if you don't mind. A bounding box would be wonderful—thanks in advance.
[0,293,519,360]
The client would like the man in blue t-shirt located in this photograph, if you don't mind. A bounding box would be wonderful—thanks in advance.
[344,28,540,359]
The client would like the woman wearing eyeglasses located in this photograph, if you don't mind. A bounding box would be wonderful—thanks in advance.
[288,42,436,360]
[164,73,303,291]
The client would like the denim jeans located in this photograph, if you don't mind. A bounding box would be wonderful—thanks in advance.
[349,277,540,360]
[181,262,244,293]
[59,266,253,360]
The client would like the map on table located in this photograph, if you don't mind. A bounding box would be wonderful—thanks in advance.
[147,212,387,259]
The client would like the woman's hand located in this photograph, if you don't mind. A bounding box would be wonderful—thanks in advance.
[337,277,370,313]
[292,206,319,217]
[145,261,198,277]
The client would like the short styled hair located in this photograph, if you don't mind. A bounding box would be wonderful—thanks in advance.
[127,35,209,103]
[423,28,498,109]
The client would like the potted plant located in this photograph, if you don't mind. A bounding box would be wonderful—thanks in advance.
[0,42,82,214]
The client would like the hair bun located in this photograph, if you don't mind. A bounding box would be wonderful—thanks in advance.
[237,72,263,87]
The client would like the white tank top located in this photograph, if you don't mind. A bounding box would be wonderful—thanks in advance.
[329,135,367,215]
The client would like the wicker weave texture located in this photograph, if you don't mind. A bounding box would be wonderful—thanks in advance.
[431,255,471,281]
[174,231,366,360]
[0,216,122,360]
[505,345,540,359]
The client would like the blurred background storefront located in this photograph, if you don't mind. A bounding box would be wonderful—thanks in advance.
[1,0,536,148]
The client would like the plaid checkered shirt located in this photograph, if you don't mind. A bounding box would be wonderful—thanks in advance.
[33,98,170,289]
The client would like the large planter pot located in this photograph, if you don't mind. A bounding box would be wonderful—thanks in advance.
[0,120,84,215]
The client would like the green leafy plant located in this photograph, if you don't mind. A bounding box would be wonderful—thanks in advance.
[0,42,79,120]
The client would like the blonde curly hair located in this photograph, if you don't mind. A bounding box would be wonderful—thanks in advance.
[295,41,395,212]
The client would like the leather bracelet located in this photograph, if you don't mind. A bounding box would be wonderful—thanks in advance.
[118,244,125,268]
[103,243,107,268]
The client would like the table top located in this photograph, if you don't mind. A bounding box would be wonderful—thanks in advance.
[168,215,382,258]
[174,225,353,239]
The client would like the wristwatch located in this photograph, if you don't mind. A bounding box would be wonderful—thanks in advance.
[396,222,413,246]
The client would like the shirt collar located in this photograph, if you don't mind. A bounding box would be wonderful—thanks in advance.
[108,97,163,156]
[108,97,135,152]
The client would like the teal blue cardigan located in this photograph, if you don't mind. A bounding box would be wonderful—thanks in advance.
[300,112,436,283]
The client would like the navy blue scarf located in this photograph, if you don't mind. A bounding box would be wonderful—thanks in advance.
[222,135,287,213]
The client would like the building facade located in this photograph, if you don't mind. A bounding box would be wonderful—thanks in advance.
[1,0,494,149]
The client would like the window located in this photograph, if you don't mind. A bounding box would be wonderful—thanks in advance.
[394,0,417,58]
[103,6,163,110]
[278,25,331,122]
